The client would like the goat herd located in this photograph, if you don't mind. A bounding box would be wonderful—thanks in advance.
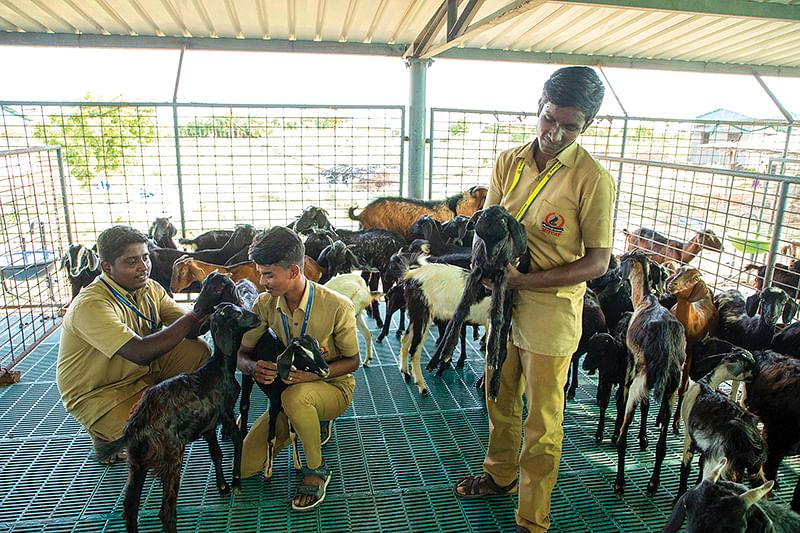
[57,187,800,532]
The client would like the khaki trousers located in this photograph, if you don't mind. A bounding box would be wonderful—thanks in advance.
[484,341,571,533]
[88,338,211,444]
[241,375,355,478]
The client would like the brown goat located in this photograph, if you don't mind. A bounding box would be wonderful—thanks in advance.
[623,228,722,265]
[348,186,488,239]
[170,256,324,294]
[666,266,719,431]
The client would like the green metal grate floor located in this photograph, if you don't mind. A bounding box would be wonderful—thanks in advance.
[1,314,798,532]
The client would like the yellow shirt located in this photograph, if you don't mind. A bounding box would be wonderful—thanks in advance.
[487,140,616,356]
[240,280,359,382]
[56,276,187,427]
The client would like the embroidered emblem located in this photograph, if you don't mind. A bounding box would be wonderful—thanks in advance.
[541,211,565,236]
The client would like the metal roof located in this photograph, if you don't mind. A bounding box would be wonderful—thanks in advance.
[1,0,800,77]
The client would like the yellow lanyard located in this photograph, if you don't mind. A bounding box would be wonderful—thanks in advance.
[505,159,563,222]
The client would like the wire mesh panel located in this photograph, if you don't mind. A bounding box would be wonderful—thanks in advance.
[0,147,72,369]
[429,109,800,300]
[0,102,405,243]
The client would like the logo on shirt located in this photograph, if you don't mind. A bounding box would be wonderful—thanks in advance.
[541,211,565,236]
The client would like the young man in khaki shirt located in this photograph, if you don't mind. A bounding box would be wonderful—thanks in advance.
[57,225,213,463]
[454,67,615,533]
[238,226,359,511]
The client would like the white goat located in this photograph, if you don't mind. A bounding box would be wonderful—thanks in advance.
[325,273,381,366]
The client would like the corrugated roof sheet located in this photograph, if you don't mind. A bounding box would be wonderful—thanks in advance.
[1,1,799,76]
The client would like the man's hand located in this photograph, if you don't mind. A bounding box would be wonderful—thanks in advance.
[283,369,322,385]
[253,360,278,385]
[505,263,524,290]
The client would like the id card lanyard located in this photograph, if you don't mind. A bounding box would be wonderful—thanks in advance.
[99,277,159,334]
[504,159,563,222]
[281,282,314,341]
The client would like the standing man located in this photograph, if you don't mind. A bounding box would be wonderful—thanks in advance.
[57,225,213,463]
[454,67,615,533]
[238,226,359,511]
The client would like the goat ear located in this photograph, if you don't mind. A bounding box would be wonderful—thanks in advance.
[508,218,528,258]
[661,492,688,533]
[706,457,727,483]
[745,292,760,317]
[688,279,709,303]
[87,249,99,271]
[740,480,774,510]
[60,253,69,270]
[783,298,799,324]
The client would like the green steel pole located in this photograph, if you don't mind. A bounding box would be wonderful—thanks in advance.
[407,58,431,200]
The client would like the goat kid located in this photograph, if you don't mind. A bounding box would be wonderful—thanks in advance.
[623,227,722,265]
[676,349,765,500]
[99,301,257,533]
[616,251,686,496]
[59,243,101,313]
[715,287,796,351]
[664,458,800,533]
[428,205,529,400]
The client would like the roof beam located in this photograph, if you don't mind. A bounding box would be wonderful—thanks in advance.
[551,0,800,21]
[438,46,800,78]
[417,0,548,59]
[403,0,449,59]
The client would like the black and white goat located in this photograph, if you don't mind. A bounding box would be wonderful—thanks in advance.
[99,299,256,533]
[676,349,765,500]
[148,216,178,249]
[60,243,101,305]
[427,205,529,400]
[664,458,800,533]
[398,261,491,395]
[715,287,797,351]
[615,251,686,496]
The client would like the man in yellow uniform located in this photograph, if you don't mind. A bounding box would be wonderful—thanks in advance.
[238,226,359,511]
[57,225,212,463]
[454,67,615,533]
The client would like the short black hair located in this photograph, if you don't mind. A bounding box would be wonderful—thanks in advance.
[249,226,305,270]
[96,225,148,264]
[538,66,605,122]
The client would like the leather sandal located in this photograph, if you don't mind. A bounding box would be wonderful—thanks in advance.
[292,463,332,511]
[320,419,334,446]
[454,473,518,497]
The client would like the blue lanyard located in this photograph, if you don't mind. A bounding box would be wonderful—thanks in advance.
[99,277,159,333]
[281,283,314,341]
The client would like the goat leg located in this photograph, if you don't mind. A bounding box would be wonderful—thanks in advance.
[648,391,674,495]
[595,377,612,443]
[472,325,480,341]
[488,275,512,400]
[456,323,467,368]
[676,433,696,502]
[672,355,692,434]
[638,398,650,451]
[428,271,482,374]
[204,429,230,496]
[123,461,147,533]
[157,462,182,533]
[264,406,281,479]
[238,375,254,437]
[565,352,580,401]
[225,413,243,495]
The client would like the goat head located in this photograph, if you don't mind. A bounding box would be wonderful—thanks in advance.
[277,335,330,380]
[470,205,528,274]
[194,272,240,315]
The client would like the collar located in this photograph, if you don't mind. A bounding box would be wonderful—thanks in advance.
[277,279,312,316]
[515,139,579,169]
[99,274,141,300]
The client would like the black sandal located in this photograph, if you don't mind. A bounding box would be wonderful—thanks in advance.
[454,473,518,497]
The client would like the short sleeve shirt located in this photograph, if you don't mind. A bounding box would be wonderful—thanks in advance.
[56,276,188,427]
[240,281,359,383]
[487,140,616,356]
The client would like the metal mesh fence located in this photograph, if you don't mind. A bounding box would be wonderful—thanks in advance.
[430,109,800,298]
[0,146,72,368]
[1,102,405,244]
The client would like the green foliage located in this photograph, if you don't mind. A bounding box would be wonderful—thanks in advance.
[32,95,156,188]
[302,117,343,129]
[449,119,468,137]
[482,123,533,143]
[630,126,654,141]
[179,116,271,139]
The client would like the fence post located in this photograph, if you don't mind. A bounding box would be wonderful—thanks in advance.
[407,58,430,200]
[764,124,794,287]
[55,146,72,245]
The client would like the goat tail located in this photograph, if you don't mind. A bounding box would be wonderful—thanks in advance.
[727,416,768,472]
[348,206,361,221]
[96,435,127,462]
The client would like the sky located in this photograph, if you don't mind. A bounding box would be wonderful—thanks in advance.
[1,45,799,120]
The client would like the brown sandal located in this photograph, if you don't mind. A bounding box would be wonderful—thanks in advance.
[454,473,518,497]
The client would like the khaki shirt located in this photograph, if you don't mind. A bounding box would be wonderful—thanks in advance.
[241,280,359,383]
[487,140,615,356]
[57,276,187,427]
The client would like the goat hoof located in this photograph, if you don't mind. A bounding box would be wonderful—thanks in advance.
[218,483,231,496]
[639,438,649,451]
[594,433,603,444]
[611,434,619,445]
[456,360,466,369]
[647,479,660,495]
[375,320,384,329]
[403,373,411,383]
[566,390,576,400]
[671,422,680,435]
[377,335,386,343]
[395,330,403,338]
[614,482,625,498]
[420,388,428,396]
[363,360,371,368]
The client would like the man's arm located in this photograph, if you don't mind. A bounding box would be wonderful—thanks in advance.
[506,247,611,291]
[116,311,208,365]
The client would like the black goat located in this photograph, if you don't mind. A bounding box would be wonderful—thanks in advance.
[179,229,233,250]
[317,239,363,284]
[427,205,529,400]
[771,320,800,357]
[664,458,800,533]
[676,349,765,500]
[289,205,335,235]
[99,300,257,533]
[238,332,330,478]
[745,350,800,513]
[60,243,101,304]
[615,251,686,496]
[565,288,607,400]
[715,288,797,351]
[744,261,800,301]
[441,215,474,247]
[409,215,471,256]
[148,217,178,249]
[592,267,633,333]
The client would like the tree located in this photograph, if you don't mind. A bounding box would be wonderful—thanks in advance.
[33,95,156,188]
